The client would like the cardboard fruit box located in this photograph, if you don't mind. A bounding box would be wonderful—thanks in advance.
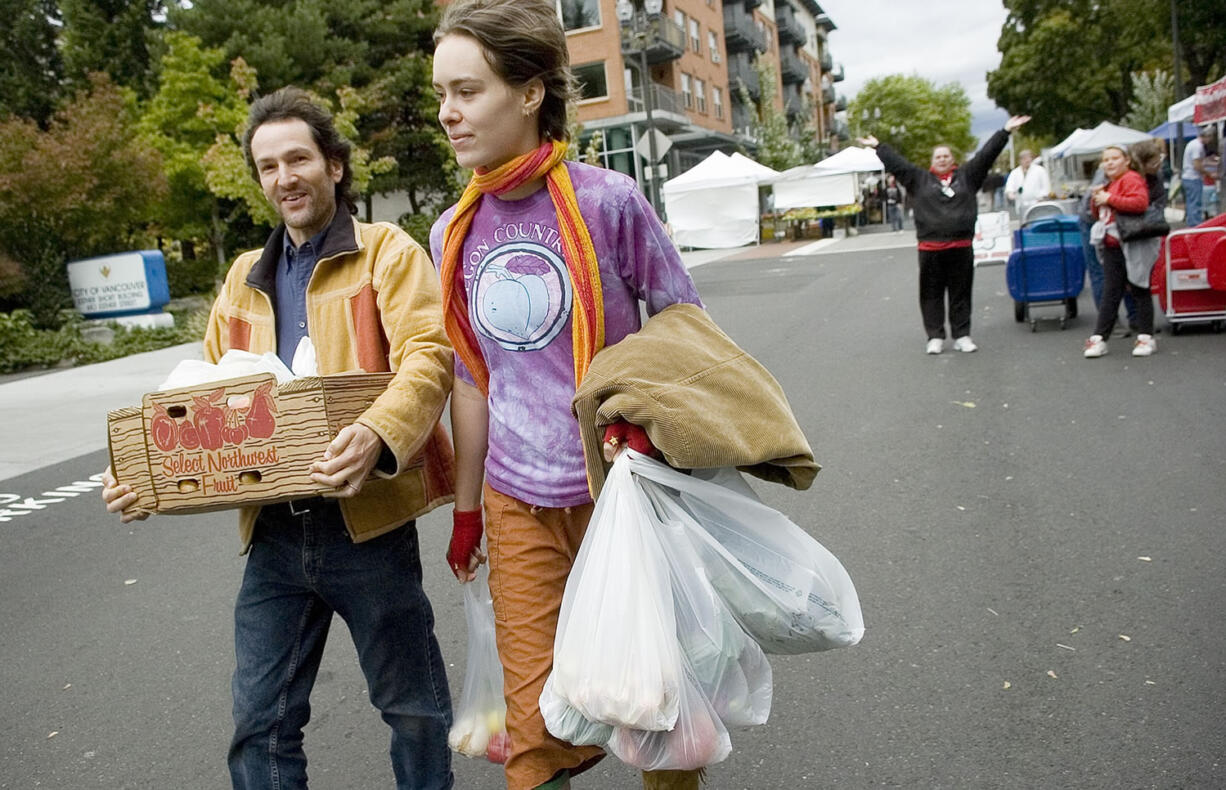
[108,371,393,516]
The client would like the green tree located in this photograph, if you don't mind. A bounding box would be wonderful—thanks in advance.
[791,95,824,164]
[1122,70,1175,132]
[987,0,1167,139]
[139,31,256,273]
[0,74,167,326]
[850,74,976,165]
[736,56,803,171]
[201,74,395,234]
[1170,0,1226,95]
[59,0,165,97]
[0,0,63,124]
[170,0,455,220]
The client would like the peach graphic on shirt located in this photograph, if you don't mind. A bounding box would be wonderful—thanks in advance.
[472,244,572,352]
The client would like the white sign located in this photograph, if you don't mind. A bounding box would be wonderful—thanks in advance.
[636,128,672,162]
[67,252,151,315]
[973,211,1013,266]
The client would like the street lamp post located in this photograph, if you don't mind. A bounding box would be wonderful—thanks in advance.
[617,0,664,216]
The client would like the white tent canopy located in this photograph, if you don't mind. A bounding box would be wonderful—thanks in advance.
[809,145,885,173]
[765,146,881,211]
[662,151,778,249]
[1168,94,1196,123]
[770,164,858,210]
[1051,121,1151,157]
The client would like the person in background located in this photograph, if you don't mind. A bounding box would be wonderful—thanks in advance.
[1181,126,1213,226]
[1201,129,1220,218]
[981,169,1007,212]
[102,88,457,788]
[885,174,904,231]
[430,1,704,788]
[1083,144,1157,358]
[1079,164,1138,334]
[859,114,1031,355]
[1005,149,1051,220]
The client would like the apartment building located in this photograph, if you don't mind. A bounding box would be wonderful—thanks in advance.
[563,0,843,203]
[436,0,843,209]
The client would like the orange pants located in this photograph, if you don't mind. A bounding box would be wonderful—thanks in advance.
[483,485,604,789]
[483,485,703,790]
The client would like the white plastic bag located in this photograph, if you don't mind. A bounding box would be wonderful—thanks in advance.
[290,336,318,377]
[627,452,864,654]
[158,349,295,391]
[550,456,681,731]
[447,564,511,763]
[604,658,732,772]
[539,673,614,747]
[639,483,772,728]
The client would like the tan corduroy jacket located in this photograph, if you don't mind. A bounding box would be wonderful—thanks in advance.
[203,211,455,550]
[573,303,818,500]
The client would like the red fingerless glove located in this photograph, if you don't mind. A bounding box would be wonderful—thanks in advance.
[602,421,656,456]
[447,509,484,572]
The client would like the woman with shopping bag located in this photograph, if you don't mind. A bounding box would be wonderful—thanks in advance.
[429,2,704,788]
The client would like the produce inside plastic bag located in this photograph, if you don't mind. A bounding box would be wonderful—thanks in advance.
[551,457,681,731]
[447,564,512,763]
[626,452,864,654]
[539,673,614,747]
[604,657,732,772]
[638,482,772,728]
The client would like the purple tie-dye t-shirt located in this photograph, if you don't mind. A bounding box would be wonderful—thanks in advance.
[430,160,702,507]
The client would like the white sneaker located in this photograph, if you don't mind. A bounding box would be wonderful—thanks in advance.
[926,338,944,355]
[1083,335,1108,358]
[953,336,978,353]
[1132,334,1156,357]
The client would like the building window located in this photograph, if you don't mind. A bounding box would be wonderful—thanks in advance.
[708,31,720,63]
[557,0,600,32]
[689,19,701,53]
[674,9,685,32]
[681,73,693,109]
[695,78,706,113]
[573,62,608,101]
[713,86,723,119]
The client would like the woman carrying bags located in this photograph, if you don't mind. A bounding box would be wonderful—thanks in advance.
[1083,144,1161,358]
[428,2,704,788]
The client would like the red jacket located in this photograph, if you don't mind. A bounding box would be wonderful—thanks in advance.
[1102,169,1149,222]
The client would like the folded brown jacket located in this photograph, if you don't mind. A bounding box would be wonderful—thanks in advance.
[573,302,818,500]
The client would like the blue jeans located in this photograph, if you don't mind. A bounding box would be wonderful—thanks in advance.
[1183,178,1204,226]
[887,203,903,230]
[1079,215,1135,324]
[229,501,453,790]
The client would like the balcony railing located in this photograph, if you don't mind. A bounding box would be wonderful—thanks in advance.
[830,62,845,82]
[821,84,836,105]
[622,16,686,65]
[820,51,833,72]
[626,82,683,117]
[784,83,805,119]
[727,51,760,100]
[834,94,847,112]
[775,2,807,45]
[723,2,766,54]
[779,46,808,84]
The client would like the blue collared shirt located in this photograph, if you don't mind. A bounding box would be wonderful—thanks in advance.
[275,227,328,368]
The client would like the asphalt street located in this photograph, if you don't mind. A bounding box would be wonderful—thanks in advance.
[2,235,1224,789]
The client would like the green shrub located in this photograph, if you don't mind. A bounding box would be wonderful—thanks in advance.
[165,253,220,298]
[398,213,437,250]
[0,307,211,374]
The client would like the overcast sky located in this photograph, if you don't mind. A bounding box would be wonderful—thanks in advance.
[819,0,1011,142]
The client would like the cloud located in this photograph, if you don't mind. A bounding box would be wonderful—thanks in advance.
[819,0,1008,132]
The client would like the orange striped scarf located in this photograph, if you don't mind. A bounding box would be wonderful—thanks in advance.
[440,140,605,396]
